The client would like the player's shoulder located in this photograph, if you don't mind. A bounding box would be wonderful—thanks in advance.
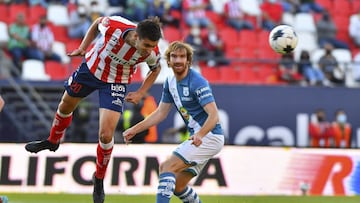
[188,69,209,87]
[103,16,137,27]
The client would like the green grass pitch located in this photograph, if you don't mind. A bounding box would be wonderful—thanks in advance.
[2,193,360,203]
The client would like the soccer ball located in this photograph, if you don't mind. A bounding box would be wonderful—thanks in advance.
[268,25,298,54]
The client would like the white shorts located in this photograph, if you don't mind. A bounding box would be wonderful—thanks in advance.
[173,132,224,176]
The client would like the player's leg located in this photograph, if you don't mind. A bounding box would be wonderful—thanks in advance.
[93,83,125,203]
[93,108,121,203]
[25,62,96,153]
[25,92,82,153]
[174,171,202,203]
[156,155,190,203]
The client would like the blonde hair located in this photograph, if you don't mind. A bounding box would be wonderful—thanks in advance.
[164,41,194,66]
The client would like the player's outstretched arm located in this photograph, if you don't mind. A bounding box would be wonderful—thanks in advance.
[190,102,219,146]
[125,65,161,104]
[67,17,101,57]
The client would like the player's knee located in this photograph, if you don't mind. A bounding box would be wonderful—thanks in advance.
[98,130,114,143]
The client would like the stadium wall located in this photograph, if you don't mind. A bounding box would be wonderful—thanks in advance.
[0,143,359,196]
[136,84,360,147]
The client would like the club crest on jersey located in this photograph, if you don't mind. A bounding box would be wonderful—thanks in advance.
[183,87,189,96]
[101,17,110,27]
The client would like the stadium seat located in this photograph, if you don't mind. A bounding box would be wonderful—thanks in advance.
[238,30,258,49]
[21,59,50,81]
[209,0,228,14]
[333,15,350,33]
[0,4,9,24]
[352,0,360,13]
[311,48,325,65]
[200,66,220,83]
[293,31,318,60]
[0,21,9,45]
[49,24,70,42]
[238,67,261,84]
[282,12,295,26]
[52,41,70,64]
[206,10,226,29]
[44,61,68,81]
[219,27,239,50]
[332,0,351,17]
[162,26,182,43]
[316,0,333,11]
[28,5,47,26]
[219,66,241,84]
[9,4,28,24]
[47,4,70,26]
[293,13,316,33]
[240,0,261,16]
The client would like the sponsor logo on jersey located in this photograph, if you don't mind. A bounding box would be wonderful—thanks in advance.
[111,98,123,107]
[111,84,125,92]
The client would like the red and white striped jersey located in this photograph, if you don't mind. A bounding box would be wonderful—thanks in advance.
[85,16,161,84]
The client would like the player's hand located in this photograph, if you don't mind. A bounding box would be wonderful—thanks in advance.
[123,129,135,145]
[125,91,143,104]
[67,48,86,57]
[189,134,202,147]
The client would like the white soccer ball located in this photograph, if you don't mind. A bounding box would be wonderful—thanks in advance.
[268,25,298,54]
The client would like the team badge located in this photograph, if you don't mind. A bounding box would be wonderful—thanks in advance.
[101,17,110,27]
[183,87,189,96]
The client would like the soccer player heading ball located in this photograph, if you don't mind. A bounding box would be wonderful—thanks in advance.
[25,15,163,203]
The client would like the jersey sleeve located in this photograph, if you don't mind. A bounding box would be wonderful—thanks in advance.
[146,46,161,71]
[98,16,136,37]
[193,78,215,107]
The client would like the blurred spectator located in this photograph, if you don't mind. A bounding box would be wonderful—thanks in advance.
[202,24,230,67]
[223,0,254,31]
[123,0,148,22]
[318,44,345,86]
[316,10,349,49]
[182,0,213,28]
[108,0,127,7]
[277,52,303,84]
[298,0,323,13]
[281,0,299,14]
[141,92,158,143]
[30,15,62,62]
[297,50,325,86]
[148,0,180,27]
[68,4,91,39]
[28,0,48,8]
[349,10,360,48]
[331,109,352,148]
[309,108,332,148]
[89,1,104,23]
[184,25,210,66]
[260,0,284,31]
[8,13,41,70]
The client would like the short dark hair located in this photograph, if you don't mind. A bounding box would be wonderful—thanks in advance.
[136,17,162,41]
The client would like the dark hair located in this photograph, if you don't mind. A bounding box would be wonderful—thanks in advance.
[136,17,162,41]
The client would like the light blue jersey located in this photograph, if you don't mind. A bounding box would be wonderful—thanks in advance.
[162,69,223,136]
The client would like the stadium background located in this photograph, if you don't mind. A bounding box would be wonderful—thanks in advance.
[1,0,360,199]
